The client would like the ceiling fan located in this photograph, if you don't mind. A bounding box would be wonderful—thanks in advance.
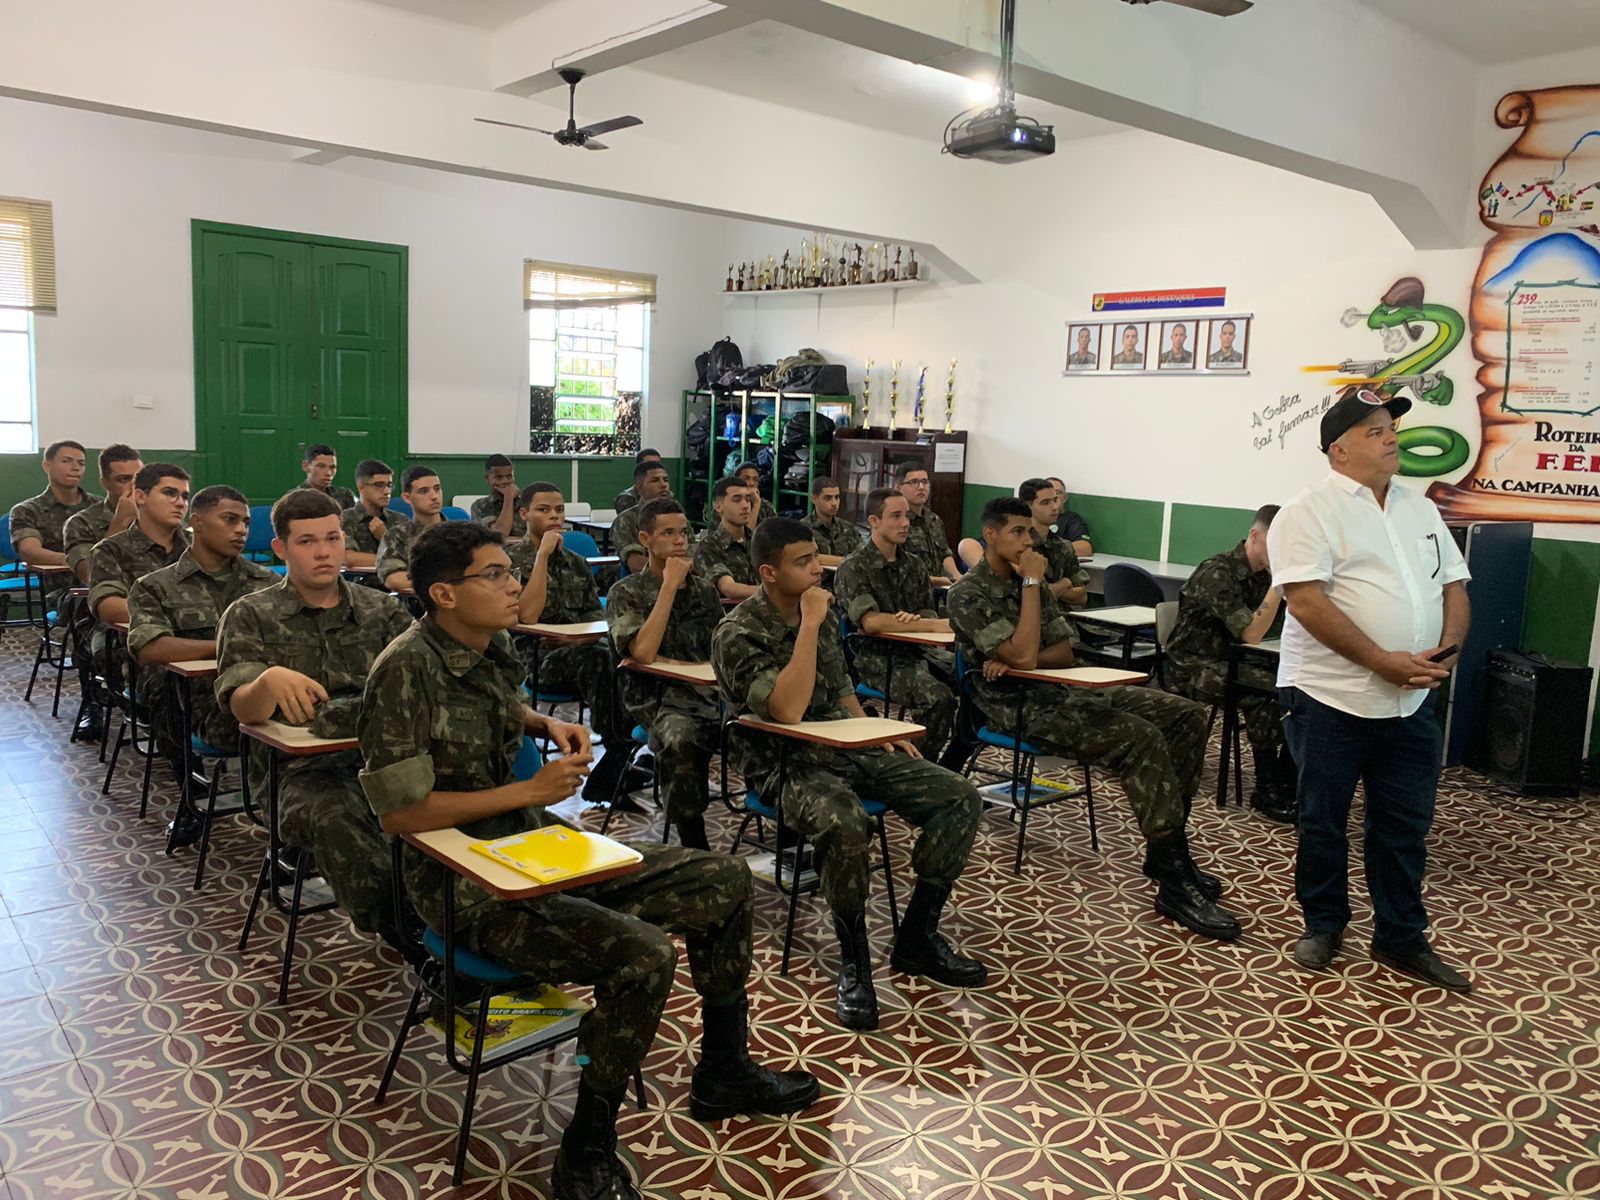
[475,67,643,151]
[1120,0,1254,15]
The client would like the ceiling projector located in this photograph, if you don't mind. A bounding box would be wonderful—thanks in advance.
[941,0,1054,164]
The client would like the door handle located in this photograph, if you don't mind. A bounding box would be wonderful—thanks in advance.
[310,402,320,419]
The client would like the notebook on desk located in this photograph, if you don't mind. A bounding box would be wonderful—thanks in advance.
[470,826,643,885]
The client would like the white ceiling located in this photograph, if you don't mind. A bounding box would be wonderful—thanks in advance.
[634,21,1125,142]
[1357,0,1600,63]
[355,0,542,29]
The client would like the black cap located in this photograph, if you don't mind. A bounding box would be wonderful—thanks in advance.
[1319,386,1412,453]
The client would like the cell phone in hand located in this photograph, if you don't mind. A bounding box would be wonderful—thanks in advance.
[1427,644,1459,663]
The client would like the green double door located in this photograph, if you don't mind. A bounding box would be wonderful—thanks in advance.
[193,221,408,502]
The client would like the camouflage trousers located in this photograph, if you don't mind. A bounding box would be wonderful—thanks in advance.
[1171,660,1282,762]
[277,754,396,936]
[750,749,981,918]
[465,843,752,1093]
[1009,685,1208,842]
[644,698,723,824]
[853,647,957,760]
[535,641,630,747]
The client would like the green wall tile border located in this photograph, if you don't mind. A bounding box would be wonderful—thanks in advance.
[1169,502,1256,565]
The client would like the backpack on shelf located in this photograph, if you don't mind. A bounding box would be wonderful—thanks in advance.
[697,337,742,390]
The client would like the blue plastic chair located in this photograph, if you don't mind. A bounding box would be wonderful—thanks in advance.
[244,506,275,562]
[389,498,413,518]
[561,529,600,557]
[376,734,646,1186]
[442,506,470,522]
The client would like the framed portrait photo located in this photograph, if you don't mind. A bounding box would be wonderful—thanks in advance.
[1108,322,1147,370]
[1206,316,1249,369]
[1064,323,1102,371]
[1156,320,1197,371]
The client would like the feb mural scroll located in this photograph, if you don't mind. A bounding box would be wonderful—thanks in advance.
[1430,85,1600,522]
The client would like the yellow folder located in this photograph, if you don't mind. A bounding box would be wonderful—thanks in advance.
[470,826,643,885]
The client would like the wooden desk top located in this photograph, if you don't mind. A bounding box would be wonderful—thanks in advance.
[1082,554,1193,582]
[403,827,644,901]
[66,586,89,598]
[32,563,73,575]
[240,720,357,756]
[165,659,218,679]
[513,620,609,641]
[342,564,376,576]
[1002,665,1150,687]
[586,555,621,567]
[622,658,717,686]
[573,518,613,532]
[1235,639,1282,656]
[862,628,955,646]
[1075,605,1157,628]
[737,714,925,749]
[107,620,129,635]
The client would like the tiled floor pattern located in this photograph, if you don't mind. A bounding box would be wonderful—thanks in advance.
[0,643,1598,1198]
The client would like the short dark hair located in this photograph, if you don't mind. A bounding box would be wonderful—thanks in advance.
[271,487,341,538]
[410,520,504,616]
[44,440,86,461]
[810,475,839,497]
[98,443,140,479]
[484,453,513,472]
[1252,503,1280,530]
[635,447,661,464]
[893,459,929,485]
[355,458,391,484]
[190,484,248,516]
[303,443,336,461]
[401,465,439,492]
[1123,325,1138,336]
[751,517,815,569]
[1221,320,1237,333]
[980,497,1030,531]
[134,462,190,493]
[712,475,749,502]
[518,481,562,509]
[634,459,669,483]
[1047,476,1065,490]
[865,487,902,520]
[637,497,684,533]
[1018,477,1054,504]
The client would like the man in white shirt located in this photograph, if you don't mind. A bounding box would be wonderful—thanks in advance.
[1269,386,1472,992]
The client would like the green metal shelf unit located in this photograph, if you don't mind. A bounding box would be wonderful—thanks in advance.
[681,390,855,525]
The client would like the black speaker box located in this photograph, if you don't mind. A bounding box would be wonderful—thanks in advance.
[1473,649,1591,797]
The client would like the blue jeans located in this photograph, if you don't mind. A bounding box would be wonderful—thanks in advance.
[1278,687,1441,954]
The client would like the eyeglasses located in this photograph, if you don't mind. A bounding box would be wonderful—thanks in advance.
[448,565,516,586]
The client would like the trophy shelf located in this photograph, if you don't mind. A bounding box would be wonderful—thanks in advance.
[720,278,935,300]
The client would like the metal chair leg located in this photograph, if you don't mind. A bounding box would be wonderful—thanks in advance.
[1013,752,1036,875]
[193,761,224,890]
[239,852,272,953]
[278,850,310,1006]
[778,830,806,976]
[453,984,495,1187]
[876,816,899,933]
[1084,766,1099,852]
[101,715,128,795]
[377,979,425,1103]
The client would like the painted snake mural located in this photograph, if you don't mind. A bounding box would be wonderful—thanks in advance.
[1342,277,1472,477]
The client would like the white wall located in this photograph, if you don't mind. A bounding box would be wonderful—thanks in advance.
[0,95,736,457]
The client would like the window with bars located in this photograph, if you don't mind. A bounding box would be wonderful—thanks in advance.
[0,308,34,454]
[526,260,652,456]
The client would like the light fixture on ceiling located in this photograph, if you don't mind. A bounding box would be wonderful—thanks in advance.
[965,79,1000,104]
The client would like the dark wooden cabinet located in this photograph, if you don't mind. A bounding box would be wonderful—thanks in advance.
[832,429,968,554]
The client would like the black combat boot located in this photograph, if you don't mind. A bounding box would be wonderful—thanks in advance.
[1147,832,1243,941]
[689,995,822,1121]
[551,1079,641,1200]
[1146,798,1223,901]
[890,880,989,987]
[831,913,879,1031]
[675,814,711,852]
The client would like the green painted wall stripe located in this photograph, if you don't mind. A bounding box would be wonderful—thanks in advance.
[1070,492,1164,558]
[1169,502,1255,565]
[961,484,1011,541]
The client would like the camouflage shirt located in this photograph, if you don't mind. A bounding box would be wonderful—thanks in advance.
[87,523,189,618]
[126,549,278,743]
[63,501,118,575]
[359,618,568,927]
[1032,527,1088,588]
[948,558,1075,726]
[834,537,935,674]
[308,484,357,511]
[506,539,602,622]
[606,566,724,722]
[711,587,854,780]
[754,497,778,527]
[613,485,639,513]
[1166,541,1270,681]
[905,506,952,576]
[470,493,527,540]
[611,503,647,562]
[375,516,445,585]
[9,487,97,553]
[805,512,864,558]
[694,523,756,591]
[340,504,409,557]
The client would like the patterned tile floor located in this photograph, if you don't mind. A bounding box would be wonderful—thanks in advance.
[1,643,1599,1199]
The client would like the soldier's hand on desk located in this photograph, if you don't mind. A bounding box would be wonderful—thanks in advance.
[523,754,592,807]
[258,667,329,724]
[892,610,918,624]
[1374,650,1449,691]
[885,739,923,758]
[662,555,693,589]
[981,659,1010,681]
[1018,549,1048,581]
[544,717,592,757]
[800,586,831,627]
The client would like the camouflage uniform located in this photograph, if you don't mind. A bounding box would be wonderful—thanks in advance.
[905,506,953,577]
[375,516,445,586]
[506,538,629,748]
[1033,528,1088,591]
[126,550,278,758]
[63,501,117,578]
[804,513,864,559]
[833,538,956,758]
[339,504,409,559]
[1166,541,1281,761]
[359,618,754,1094]
[310,484,357,511]
[215,578,413,934]
[711,589,981,919]
[693,524,757,593]
[610,503,647,566]
[948,559,1207,842]
[10,488,97,607]
[606,568,725,823]
[470,493,527,540]
[754,498,778,527]
[612,485,639,513]
[88,523,189,619]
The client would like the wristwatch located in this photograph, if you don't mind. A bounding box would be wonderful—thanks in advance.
[1022,576,1042,589]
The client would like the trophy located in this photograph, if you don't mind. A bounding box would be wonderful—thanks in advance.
[913,365,927,433]
[810,234,824,287]
[890,247,902,282]
[725,264,734,292]
[851,244,863,285]
[780,250,790,289]
[799,235,812,286]
[877,244,891,283]
[735,263,745,292]
[861,358,873,428]
[944,358,957,433]
[865,243,880,284]
[839,254,848,286]
[888,359,901,433]
[906,249,919,281]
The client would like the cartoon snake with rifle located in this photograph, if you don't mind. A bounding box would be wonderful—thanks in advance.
[1333,277,1472,477]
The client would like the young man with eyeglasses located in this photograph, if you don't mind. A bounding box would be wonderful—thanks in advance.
[894,461,960,586]
[359,520,819,1200]
[340,459,406,570]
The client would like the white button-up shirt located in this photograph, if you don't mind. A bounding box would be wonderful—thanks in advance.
[1268,472,1470,719]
